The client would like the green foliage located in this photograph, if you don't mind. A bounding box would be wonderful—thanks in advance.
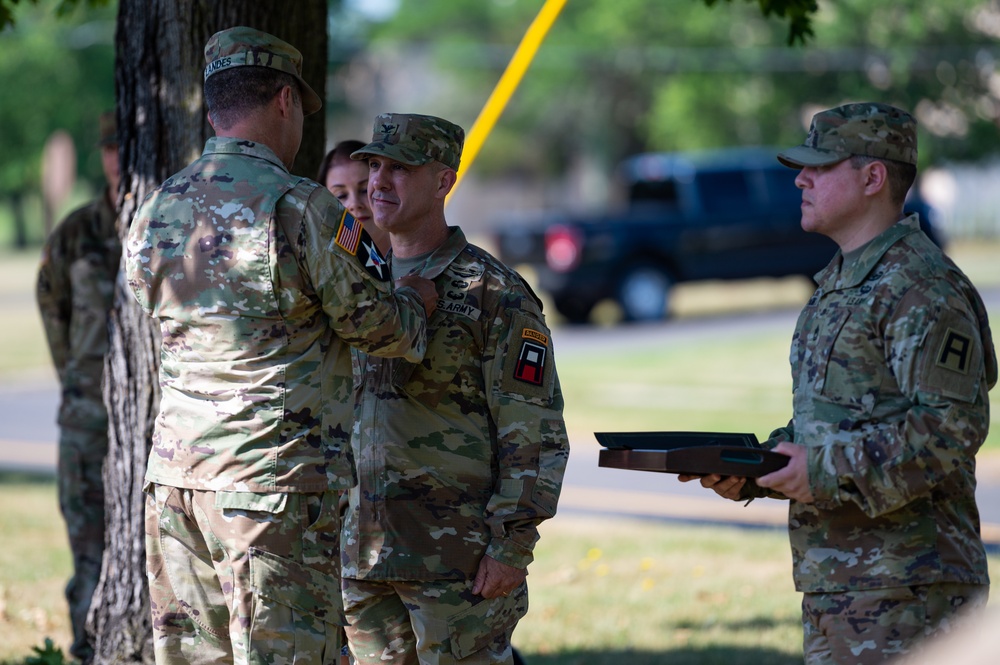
[0,0,116,196]
[0,0,109,32]
[23,639,67,665]
[705,0,818,45]
[367,0,1000,179]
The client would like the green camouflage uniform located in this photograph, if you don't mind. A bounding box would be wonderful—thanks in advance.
[36,187,120,663]
[342,226,569,664]
[743,215,995,663]
[127,29,427,663]
[743,103,1000,664]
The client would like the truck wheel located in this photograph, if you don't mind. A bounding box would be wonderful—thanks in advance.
[617,264,672,322]
[553,295,594,325]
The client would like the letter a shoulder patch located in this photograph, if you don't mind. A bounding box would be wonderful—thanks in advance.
[500,311,555,404]
[919,310,983,402]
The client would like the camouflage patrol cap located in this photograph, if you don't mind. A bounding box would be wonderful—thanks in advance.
[203,26,322,115]
[352,113,465,171]
[98,111,117,146]
[777,102,917,168]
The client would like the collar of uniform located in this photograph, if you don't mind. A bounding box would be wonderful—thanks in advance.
[203,136,288,172]
[390,226,469,280]
[816,214,921,291]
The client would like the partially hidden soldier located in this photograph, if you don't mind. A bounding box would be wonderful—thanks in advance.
[341,113,570,664]
[683,103,996,664]
[36,110,122,664]
[124,27,437,665]
[318,139,389,255]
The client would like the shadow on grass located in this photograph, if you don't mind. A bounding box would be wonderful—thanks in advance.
[516,645,800,665]
[0,469,56,485]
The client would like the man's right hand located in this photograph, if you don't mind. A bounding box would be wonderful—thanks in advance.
[395,275,438,317]
[678,473,747,501]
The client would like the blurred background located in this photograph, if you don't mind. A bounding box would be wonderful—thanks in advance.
[2,3,1000,660]
[4,0,1000,252]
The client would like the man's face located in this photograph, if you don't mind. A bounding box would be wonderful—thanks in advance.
[793,159,869,243]
[367,155,442,234]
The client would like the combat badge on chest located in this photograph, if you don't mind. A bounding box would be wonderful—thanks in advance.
[437,263,483,320]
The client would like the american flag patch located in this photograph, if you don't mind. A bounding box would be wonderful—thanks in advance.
[335,211,363,255]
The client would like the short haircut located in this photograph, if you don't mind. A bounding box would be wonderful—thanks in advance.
[317,139,367,182]
[849,154,917,206]
[204,66,300,131]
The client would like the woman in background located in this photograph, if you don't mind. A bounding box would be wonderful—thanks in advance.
[318,140,389,254]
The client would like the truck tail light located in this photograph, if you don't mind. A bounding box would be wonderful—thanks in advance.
[545,225,583,272]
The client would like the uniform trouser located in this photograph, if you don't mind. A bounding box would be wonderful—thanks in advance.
[342,578,528,665]
[801,583,989,664]
[57,425,108,663]
[144,484,345,665]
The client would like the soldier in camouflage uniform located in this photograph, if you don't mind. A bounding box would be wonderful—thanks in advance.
[686,103,995,664]
[125,28,438,665]
[340,113,570,665]
[36,110,121,664]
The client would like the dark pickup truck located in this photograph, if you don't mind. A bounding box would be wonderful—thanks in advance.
[493,147,939,323]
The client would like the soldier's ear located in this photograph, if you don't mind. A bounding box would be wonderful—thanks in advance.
[275,85,297,119]
[862,160,888,198]
[435,166,456,200]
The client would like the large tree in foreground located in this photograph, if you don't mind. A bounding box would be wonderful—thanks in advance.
[89,2,327,662]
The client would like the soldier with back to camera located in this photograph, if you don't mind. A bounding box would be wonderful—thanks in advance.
[125,27,437,665]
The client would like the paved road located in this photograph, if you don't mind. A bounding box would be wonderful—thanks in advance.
[3,291,999,546]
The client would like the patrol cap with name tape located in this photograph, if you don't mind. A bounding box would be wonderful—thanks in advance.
[777,102,917,169]
[351,113,465,171]
[203,26,322,116]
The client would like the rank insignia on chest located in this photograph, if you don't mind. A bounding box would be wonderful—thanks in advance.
[513,328,549,386]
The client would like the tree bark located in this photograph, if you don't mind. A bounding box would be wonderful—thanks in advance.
[90,2,327,662]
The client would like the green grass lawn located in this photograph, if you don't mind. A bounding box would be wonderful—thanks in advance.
[0,250,52,375]
[0,473,73,664]
[1,473,997,665]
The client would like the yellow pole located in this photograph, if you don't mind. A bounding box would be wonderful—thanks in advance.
[448,0,568,202]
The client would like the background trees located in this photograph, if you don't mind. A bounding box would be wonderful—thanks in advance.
[344,0,1000,192]
[6,0,1000,246]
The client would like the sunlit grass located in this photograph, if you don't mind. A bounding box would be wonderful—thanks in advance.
[0,474,72,663]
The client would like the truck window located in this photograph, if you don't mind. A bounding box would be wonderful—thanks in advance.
[695,170,751,215]
[762,167,801,208]
[628,179,679,207]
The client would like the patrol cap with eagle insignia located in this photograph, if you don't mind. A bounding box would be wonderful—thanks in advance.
[777,102,917,169]
[203,26,322,116]
[351,113,465,171]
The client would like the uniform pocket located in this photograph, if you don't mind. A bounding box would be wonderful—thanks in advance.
[447,585,528,660]
[248,548,345,665]
[396,322,474,408]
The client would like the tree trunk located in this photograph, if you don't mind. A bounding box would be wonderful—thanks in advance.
[90,2,327,662]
